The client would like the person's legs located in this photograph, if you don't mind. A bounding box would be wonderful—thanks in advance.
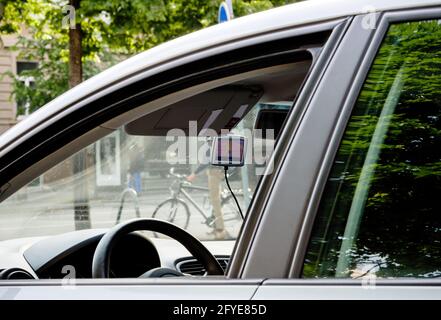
[134,171,142,194]
[208,168,225,239]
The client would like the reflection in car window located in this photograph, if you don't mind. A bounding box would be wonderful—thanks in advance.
[303,20,441,279]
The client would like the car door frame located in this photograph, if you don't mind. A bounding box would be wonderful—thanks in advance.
[251,5,441,298]
[230,12,378,279]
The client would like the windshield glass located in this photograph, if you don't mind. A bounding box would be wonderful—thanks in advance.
[0,102,290,242]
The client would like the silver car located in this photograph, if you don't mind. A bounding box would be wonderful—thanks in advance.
[1,0,441,300]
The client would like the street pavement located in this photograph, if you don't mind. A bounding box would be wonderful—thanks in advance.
[0,176,244,241]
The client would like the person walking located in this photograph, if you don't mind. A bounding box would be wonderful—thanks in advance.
[128,143,144,194]
[186,140,228,240]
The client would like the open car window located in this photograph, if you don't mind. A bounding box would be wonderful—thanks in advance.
[0,58,312,244]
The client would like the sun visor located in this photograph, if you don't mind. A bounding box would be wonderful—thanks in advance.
[124,85,263,136]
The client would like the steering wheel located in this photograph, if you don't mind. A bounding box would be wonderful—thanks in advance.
[92,218,224,278]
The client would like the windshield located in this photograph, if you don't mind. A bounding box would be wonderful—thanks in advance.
[0,102,290,242]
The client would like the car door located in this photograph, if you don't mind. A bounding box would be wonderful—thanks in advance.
[0,13,346,299]
[253,6,441,299]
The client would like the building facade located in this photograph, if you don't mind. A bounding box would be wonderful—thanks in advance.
[0,34,18,133]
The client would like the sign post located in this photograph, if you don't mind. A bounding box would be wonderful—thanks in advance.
[218,0,234,23]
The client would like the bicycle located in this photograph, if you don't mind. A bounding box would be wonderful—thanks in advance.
[152,167,247,232]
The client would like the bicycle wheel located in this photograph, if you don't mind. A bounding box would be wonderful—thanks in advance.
[152,198,190,230]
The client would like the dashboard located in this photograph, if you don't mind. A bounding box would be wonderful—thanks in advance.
[0,229,234,280]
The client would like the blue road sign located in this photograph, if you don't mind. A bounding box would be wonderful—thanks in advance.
[218,2,231,23]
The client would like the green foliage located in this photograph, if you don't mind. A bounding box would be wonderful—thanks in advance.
[303,20,441,279]
[0,0,299,114]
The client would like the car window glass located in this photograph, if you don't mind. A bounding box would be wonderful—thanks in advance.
[303,19,441,279]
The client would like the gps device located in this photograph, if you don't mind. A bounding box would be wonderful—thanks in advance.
[210,135,246,167]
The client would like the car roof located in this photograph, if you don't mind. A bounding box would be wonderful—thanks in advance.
[1,0,440,150]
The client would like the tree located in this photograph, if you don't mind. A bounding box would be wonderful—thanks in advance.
[68,0,82,88]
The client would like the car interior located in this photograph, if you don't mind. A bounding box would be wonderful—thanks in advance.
[0,51,315,280]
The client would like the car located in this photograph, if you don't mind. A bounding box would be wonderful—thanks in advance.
[0,0,441,300]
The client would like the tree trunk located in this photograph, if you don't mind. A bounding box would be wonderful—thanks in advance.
[69,0,90,230]
[68,0,82,87]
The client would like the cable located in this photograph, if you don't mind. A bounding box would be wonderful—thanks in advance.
[224,166,244,220]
